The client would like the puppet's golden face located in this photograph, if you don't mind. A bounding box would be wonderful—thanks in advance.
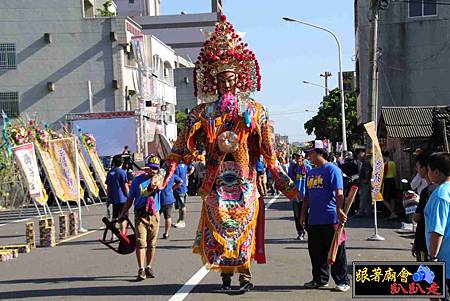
[218,131,239,154]
[217,71,237,95]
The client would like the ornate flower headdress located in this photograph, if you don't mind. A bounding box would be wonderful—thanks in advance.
[194,15,261,100]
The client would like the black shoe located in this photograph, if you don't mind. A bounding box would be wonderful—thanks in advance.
[239,281,254,292]
[297,233,305,241]
[145,267,156,278]
[162,233,169,239]
[221,282,232,291]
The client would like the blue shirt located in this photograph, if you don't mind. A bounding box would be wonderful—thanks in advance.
[160,174,182,206]
[424,181,450,277]
[129,174,161,211]
[256,157,265,172]
[174,163,189,194]
[306,162,344,225]
[105,167,128,205]
[288,162,312,199]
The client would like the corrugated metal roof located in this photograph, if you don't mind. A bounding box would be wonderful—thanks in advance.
[381,106,449,138]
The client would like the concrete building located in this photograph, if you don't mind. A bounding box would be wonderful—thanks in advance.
[355,0,450,125]
[0,0,120,123]
[115,0,223,60]
[0,0,182,142]
[114,0,160,17]
[174,67,200,112]
[115,0,222,111]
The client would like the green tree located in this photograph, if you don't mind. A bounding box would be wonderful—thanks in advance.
[175,111,187,133]
[97,0,116,17]
[304,88,362,148]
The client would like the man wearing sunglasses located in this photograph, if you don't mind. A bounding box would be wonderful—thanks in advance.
[119,155,165,281]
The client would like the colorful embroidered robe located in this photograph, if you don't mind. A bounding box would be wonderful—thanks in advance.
[166,97,297,273]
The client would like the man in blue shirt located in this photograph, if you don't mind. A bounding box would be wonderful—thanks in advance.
[160,172,182,239]
[300,142,350,292]
[105,155,128,233]
[424,152,450,299]
[288,152,311,240]
[119,155,163,281]
[256,155,267,197]
[173,162,194,228]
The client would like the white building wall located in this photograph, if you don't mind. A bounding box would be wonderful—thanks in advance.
[0,0,118,124]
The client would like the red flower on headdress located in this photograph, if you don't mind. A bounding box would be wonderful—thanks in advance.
[193,15,261,98]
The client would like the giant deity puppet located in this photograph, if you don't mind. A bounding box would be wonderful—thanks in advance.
[163,15,298,291]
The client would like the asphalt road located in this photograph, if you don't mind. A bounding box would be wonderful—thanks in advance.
[0,196,418,301]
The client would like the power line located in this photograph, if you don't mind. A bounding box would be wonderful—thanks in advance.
[393,0,450,6]
[271,111,317,116]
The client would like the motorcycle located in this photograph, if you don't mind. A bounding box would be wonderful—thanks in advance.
[343,173,360,215]
[400,179,420,230]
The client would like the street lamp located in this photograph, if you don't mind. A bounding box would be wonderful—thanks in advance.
[283,16,348,152]
[302,80,326,90]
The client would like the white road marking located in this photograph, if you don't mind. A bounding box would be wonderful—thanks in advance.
[169,195,281,301]
[265,195,280,210]
[57,227,104,245]
[168,265,210,301]
[0,202,104,227]
[0,218,31,227]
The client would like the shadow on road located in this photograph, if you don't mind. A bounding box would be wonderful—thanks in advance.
[265,200,291,211]
[265,238,307,245]
[0,284,182,299]
[193,283,307,293]
[0,276,130,285]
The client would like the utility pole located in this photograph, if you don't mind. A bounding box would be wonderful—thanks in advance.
[367,0,390,242]
[320,72,332,97]
[368,0,381,129]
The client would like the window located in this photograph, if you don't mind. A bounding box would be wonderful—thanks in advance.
[409,0,437,17]
[0,43,16,70]
[0,92,19,117]
[129,0,135,3]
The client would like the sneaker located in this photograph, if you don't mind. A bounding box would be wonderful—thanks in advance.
[304,280,329,289]
[239,281,254,292]
[335,283,350,292]
[175,221,186,228]
[136,268,146,281]
[172,220,180,228]
[145,267,156,278]
[162,233,169,239]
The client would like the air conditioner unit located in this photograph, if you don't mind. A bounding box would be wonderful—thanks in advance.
[47,82,55,92]
[43,33,52,44]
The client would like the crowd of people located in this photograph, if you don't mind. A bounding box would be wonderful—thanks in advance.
[281,145,450,297]
[104,142,450,297]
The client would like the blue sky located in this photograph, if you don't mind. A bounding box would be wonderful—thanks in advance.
[161,1,355,143]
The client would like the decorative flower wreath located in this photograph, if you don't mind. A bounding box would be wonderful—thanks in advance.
[194,15,261,101]
[6,125,32,146]
[81,133,96,150]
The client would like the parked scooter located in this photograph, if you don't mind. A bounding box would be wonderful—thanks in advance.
[343,173,360,215]
[401,179,420,226]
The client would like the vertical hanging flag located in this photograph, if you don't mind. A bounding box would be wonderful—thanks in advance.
[47,138,80,202]
[12,143,44,200]
[364,121,384,202]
